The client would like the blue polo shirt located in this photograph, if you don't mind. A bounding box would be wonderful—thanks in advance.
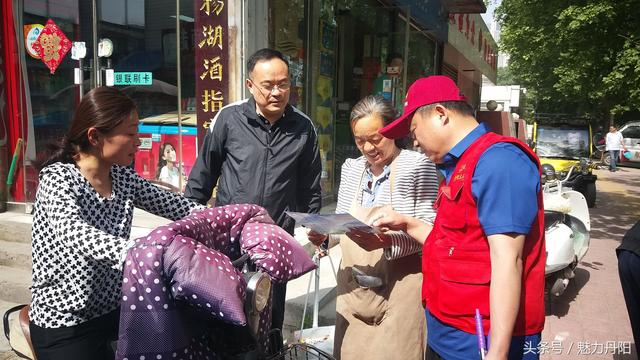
[428,122,542,360]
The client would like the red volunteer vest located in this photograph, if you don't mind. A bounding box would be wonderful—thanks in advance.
[422,132,545,336]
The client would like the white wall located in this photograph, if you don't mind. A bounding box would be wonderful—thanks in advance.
[481,84,521,111]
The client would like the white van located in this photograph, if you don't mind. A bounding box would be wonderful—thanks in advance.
[619,121,640,164]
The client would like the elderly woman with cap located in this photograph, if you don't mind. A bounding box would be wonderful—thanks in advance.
[374,76,546,360]
[307,95,438,360]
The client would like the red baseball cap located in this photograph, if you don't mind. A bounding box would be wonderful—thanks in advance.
[379,75,467,139]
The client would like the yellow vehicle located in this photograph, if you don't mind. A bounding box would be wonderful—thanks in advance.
[532,122,597,207]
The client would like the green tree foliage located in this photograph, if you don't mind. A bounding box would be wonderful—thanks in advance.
[497,67,515,85]
[497,0,640,123]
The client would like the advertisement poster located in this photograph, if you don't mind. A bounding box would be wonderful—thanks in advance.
[134,125,198,192]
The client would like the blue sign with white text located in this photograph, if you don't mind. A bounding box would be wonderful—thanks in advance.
[114,72,153,86]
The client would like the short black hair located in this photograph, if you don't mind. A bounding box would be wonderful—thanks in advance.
[247,48,289,75]
[418,101,475,118]
[386,52,403,65]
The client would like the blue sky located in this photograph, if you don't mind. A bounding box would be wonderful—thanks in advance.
[481,0,500,29]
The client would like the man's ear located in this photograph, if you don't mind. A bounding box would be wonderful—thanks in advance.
[246,79,253,94]
[87,128,100,146]
[434,105,448,124]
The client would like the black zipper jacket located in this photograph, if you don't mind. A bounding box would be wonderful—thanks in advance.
[185,97,322,233]
[618,219,640,257]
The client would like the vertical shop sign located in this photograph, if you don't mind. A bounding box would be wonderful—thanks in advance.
[195,0,228,145]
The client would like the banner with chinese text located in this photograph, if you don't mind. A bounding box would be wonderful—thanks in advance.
[195,0,229,146]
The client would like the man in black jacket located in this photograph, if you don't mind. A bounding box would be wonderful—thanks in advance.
[185,48,322,334]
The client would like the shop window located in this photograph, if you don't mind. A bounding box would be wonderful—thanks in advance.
[332,0,402,195]
[403,25,436,86]
[19,0,196,200]
[269,0,307,111]
[314,3,337,196]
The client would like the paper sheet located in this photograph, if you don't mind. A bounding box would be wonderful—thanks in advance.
[286,212,379,235]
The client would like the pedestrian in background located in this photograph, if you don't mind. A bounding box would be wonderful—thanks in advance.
[29,87,202,359]
[308,96,438,359]
[185,48,322,333]
[373,76,546,360]
[606,125,626,172]
[617,220,640,359]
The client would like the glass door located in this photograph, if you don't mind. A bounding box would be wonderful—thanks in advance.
[19,0,191,204]
[98,0,196,192]
[333,0,409,192]
[21,0,95,203]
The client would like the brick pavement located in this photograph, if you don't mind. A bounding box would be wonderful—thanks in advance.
[542,165,640,360]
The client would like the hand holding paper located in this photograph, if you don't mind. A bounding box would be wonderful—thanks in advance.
[286,212,379,235]
[346,228,392,251]
[372,209,433,245]
[306,229,328,247]
[371,209,409,232]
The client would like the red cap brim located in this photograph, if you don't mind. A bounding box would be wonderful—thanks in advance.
[379,107,418,139]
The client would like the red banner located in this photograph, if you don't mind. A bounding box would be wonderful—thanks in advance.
[0,3,7,210]
[194,0,229,147]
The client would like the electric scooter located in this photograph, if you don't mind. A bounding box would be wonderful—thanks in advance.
[543,165,591,297]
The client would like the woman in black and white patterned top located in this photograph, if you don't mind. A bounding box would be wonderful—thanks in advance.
[29,87,202,360]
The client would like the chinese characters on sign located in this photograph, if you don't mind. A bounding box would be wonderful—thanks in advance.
[199,0,224,16]
[195,0,228,145]
[114,72,153,86]
[449,13,496,71]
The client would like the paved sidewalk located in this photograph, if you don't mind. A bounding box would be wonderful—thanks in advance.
[541,165,639,359]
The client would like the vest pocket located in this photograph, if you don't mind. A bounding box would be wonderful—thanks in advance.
[439,211,467,231]
[340,269,389,325]
[438,259,491,317]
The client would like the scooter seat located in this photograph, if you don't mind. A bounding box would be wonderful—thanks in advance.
[3,304,36,359]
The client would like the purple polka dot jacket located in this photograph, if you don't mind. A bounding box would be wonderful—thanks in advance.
[116,204,316,359]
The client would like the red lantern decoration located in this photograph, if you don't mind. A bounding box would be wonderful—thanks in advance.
[31,19,71,74]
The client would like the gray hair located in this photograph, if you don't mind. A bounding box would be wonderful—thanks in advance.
[350,95,406,148]
[350,95,397,126]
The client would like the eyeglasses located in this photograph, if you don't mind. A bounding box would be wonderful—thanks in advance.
[249,79,291,94]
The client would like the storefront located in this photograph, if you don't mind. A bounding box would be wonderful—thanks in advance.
[2,0,492,208]
[444,12,498,109]
[4,0,203,207]
[268,0,443,200]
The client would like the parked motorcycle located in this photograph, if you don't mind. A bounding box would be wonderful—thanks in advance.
[542,164,591,297]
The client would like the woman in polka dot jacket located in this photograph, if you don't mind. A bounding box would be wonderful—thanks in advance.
[28,87,203,360]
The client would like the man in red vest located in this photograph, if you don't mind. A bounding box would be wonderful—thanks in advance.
[373,76,545,360]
